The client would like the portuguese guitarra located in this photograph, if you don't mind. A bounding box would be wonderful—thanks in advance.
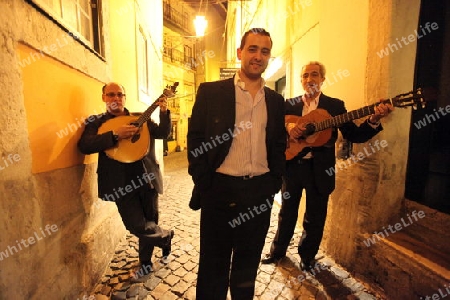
[98,82,179,163]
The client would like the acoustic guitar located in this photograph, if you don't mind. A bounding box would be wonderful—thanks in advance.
[285,89,429,160]
[98,82,179,163]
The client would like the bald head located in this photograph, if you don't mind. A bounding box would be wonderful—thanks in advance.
[102,82,126,115]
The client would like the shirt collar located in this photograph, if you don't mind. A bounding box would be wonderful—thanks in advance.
[302,92,321,107]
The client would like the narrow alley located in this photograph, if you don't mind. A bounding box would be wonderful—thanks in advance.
[89,151,384,300]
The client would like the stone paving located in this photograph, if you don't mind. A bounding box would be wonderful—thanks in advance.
[90,151,386,300]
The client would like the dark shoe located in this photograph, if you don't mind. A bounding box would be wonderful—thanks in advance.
[131,262,153,283]
[261,253,284,264]
[300,261,314,272]
[300,259,326,274]
[161,230,174,263]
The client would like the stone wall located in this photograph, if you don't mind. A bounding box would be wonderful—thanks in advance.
[0,1,126,298]
[321,0,421,268]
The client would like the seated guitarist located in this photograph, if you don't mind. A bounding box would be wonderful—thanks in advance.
[78,82,174,282]
[261,61,393,271]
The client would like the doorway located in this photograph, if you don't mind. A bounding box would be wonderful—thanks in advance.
[405,0,450,214]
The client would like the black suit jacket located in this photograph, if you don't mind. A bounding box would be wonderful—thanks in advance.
[78,109,171,200]
[187,77,286,193]
[285,93,382,195]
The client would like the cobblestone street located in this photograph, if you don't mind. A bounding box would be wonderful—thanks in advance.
[91,150,384,300]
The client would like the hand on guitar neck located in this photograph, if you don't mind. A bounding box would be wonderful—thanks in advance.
[368,101,394,124]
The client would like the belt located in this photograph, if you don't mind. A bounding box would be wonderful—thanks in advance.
[294,157,313,165]
[216,172,268,181]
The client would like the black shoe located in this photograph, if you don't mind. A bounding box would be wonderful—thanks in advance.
[261,253,284,264]
[161,230,174,263]
[300,261,314,272]
[300,259,326,273]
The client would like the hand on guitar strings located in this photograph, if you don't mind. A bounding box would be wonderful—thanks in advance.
[287,122,308,140]
[114,125,139,141]
[369,101,394,124]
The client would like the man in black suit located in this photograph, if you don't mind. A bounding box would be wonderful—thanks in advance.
[187,28,286,299]
[261,61,393,271]
[78,82,174,281]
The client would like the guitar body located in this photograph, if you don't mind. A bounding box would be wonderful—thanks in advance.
[285,109,333,160]
[98,115,150,163]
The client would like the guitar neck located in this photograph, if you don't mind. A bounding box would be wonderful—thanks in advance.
[135,94,165,127]
[315,98,392,131]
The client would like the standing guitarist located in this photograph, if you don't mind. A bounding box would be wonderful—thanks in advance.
[261,61,393,271]
[78,82,174,282]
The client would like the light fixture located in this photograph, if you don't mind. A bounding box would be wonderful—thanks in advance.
[194,16,207,37]
[264,57,283,80]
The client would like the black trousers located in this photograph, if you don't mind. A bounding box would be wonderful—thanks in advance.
[196,173,277,300]
[270,159,329,263]
[115,185,171,263]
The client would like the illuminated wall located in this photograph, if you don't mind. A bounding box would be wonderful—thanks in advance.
[18,43,100,173]
[0,1,164,299]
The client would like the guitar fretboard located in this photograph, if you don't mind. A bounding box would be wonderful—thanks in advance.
[135,97,163,127]
[133,83,178,127]
[315,99,392,132]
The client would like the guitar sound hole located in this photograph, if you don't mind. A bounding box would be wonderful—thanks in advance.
[302,123,316,137]
[131,133,140,143]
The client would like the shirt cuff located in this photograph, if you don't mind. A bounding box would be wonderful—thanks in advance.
[367,118,380,128]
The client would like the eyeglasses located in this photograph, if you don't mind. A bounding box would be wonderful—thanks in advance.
[104,92,126,98]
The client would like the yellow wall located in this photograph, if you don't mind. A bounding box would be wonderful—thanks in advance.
[319,0,369,110]
[109,0,164,113]
[18,43,101,173]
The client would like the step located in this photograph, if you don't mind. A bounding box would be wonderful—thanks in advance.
[356,201,450,300]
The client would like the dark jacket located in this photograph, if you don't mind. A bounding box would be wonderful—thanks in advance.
[285,93,382,195]
[78,109,171,200]
[187,77,286,207]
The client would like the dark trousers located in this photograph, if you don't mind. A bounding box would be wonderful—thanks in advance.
[270,159,329,263]
[196,173,276,300]
[115,185,171,263]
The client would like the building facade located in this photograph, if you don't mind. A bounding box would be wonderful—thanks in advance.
[0,0,165,298]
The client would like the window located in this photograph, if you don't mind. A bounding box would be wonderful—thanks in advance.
[184,45,193,64]
[29,0,103,55]
[137,26,149,97]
